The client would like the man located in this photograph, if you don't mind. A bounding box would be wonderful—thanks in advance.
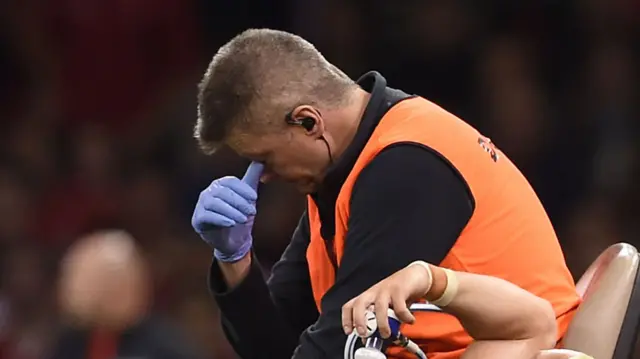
[51,230,201,359]
[191,29,581,358]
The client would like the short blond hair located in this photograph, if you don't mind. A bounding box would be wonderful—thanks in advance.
[195,28,355,154]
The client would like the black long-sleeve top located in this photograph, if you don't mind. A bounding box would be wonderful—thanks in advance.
[208,72,475,359]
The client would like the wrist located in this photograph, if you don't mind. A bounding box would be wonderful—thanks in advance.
[406,261,434,298]
[425,266,447,302]
[426,267,459,307]
[214,239,253,263]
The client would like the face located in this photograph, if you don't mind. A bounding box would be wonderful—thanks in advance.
[229,110,330,193]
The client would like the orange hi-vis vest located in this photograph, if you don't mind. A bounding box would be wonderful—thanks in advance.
[305,97,581,359]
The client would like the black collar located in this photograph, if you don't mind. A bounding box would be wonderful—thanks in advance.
[311,72,413,243]
[320,71,389,191]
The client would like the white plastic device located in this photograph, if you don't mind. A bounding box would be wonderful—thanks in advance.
[345,307,432,359]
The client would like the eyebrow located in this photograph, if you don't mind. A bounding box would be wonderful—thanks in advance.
[240,149,267,161]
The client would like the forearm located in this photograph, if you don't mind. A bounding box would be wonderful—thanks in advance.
[210,253,299,359]
[427,266,557,344]
[461,339,549,359]
[218,253,252,289]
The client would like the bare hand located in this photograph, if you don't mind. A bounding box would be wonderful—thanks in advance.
[341,262,433,338]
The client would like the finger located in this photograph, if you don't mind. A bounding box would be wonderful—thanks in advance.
[352,294,374,337]
[391,293,415,324]
[374,293,391,338]
[202,197,248,224]
[193,210,235,231]
[242,161,264,190]
[212,186,256,216]
[364,308,377,339]
[341,300,354,335]
[216,177,258,202]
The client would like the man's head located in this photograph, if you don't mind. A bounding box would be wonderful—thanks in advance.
[196,29,361,193]
[58,230,151,331]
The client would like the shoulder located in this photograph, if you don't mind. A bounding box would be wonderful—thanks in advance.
[353,142,473,205]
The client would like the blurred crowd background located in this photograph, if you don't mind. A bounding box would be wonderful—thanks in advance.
[0,0,638,358]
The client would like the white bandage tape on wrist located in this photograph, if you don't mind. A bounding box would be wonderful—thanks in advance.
[407,261,433,296]
[430,268,459,307]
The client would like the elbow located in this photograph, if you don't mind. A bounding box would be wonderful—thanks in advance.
[529,298,558,350]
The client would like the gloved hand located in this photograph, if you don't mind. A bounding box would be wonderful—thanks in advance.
[191,162,264,262]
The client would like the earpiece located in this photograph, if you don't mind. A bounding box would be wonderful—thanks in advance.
[285,111,316,132]
[298,117,316,132]
[284,109,334,164]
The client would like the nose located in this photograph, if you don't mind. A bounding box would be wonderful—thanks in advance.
[260,173,274,183]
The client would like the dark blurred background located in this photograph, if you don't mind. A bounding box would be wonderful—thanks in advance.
[0,0,638,358]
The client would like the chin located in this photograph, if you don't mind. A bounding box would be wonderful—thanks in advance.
[296,181,318,194]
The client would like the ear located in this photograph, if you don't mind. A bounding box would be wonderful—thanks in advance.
[290,105,325,137]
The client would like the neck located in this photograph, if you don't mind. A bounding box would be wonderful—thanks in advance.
[327,88,371,161]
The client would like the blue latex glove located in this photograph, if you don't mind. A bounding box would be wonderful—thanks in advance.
[191,162,264,262]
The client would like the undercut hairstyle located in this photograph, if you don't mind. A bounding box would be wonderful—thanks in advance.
[195,28,356,154]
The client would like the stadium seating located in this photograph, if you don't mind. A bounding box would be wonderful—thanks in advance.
[562,243,640,359]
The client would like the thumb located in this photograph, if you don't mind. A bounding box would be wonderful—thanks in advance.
[242,161,264,190]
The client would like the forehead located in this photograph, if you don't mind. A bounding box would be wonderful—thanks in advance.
[227,132,284,158]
